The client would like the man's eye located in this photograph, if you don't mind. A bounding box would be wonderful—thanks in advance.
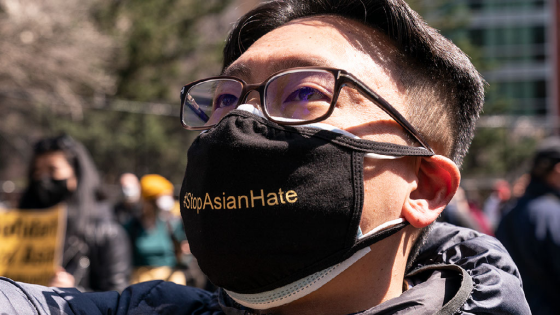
[215,94,239,108]
[284,87,327,103]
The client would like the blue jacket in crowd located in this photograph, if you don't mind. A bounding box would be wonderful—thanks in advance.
[497,178,560,315]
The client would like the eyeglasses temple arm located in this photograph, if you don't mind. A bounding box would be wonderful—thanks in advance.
[341,75,434,153]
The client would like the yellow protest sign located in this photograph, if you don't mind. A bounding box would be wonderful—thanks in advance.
[0,205,66,285]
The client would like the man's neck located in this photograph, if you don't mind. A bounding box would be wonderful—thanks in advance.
[262,230,412,315]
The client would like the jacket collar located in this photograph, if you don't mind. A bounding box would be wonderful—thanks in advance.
[524,178,560,199]
[216,264,472,315]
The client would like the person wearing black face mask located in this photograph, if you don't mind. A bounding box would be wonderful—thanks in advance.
[25,176,72,208]
[18,135,131,292]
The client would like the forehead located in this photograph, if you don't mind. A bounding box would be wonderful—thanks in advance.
[225,16,413,145]
[32,151,74,179]
[34,152,69,167]
[227,16,401,88]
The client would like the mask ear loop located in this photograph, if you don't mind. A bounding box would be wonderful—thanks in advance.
[299,122,404,160]
[358,218,406,240]
[233,104,404,160]
[364,152,402,160]
[297,122,408,242]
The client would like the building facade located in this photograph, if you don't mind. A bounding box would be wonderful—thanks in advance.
[460,0,558,121]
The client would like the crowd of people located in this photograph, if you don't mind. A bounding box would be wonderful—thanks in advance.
[438,138,560,314]
[3,135,210,292]
[439,176,525,236]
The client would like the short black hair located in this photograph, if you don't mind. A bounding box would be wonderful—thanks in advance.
[29,135,79,180]
[531,137,560,180]
[222,0,485,166]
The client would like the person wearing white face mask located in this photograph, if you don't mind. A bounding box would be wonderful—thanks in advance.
[113,173,143,225]
[123,174,188,285]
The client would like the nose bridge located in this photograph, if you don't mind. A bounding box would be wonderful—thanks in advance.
[240,83,263,105]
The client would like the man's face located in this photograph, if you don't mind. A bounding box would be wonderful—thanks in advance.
[226,16,419,233]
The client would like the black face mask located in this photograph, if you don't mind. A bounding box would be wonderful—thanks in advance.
[180,109,433,296]
[28,177,70,208]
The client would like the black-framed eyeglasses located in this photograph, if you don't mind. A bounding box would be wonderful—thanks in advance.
[180,67,433,152]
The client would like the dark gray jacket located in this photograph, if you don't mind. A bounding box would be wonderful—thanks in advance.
[0,223,530,314]
[496,179,560,315]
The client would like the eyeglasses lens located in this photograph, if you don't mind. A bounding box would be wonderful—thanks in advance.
[182,70,336,128]
[182,79,243,128]
[264,70,335,123]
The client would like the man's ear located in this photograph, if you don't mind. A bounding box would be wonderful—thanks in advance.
[402,155,460,228]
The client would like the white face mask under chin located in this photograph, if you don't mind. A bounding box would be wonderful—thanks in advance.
[225,218,406,310]
[235,104,404,160]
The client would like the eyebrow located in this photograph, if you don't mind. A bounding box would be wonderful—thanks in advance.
[222,57,335,79]
[222,63,251,78]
